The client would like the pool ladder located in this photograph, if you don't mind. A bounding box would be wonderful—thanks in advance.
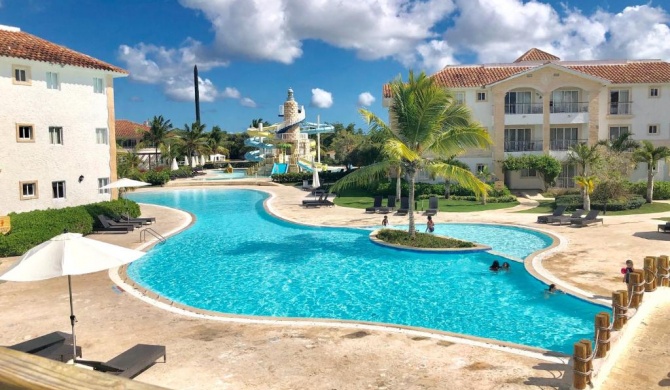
[139,228,166,244]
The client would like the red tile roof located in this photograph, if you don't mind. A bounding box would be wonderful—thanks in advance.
[514,48,560,63]
[115,120,149,140]
[0,28,127,74]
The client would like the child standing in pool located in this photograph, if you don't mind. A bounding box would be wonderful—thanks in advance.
[382,216,388,227]
[426,216,435,233]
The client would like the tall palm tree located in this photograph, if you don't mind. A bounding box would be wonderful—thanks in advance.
[177,122,210,166]
[332,71,492,237]
[567,143,599,176]
[142,115,173,168]
[633,140,670,203]
[598,132,639,152]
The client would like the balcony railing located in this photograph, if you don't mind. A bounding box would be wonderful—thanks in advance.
[549,138,587,151]
[609,102,632,115]
[504,140,543,152]
[504,103,543,114]
[550,102,589,113]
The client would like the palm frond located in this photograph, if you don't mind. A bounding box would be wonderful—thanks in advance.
[329,161,393,193]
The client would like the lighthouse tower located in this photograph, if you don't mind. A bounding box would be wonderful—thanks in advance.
[281,88,308,173]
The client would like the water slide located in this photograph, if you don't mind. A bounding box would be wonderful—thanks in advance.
[243,136,275,162]
[271,163,288,174]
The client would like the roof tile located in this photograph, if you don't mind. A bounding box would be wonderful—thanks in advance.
[513,48,560,63]
[116,120,149,140]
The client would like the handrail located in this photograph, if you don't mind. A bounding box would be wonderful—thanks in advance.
[140,228,166,244]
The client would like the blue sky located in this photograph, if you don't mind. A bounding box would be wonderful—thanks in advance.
[1,0,669,133]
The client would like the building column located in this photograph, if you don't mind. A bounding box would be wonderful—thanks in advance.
[492,90,506,180]
[542,90,550,152]
[106,75,118,200]
[587,89,600,145]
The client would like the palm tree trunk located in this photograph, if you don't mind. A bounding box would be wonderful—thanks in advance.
[408,170,416,238]
[647,169,654,203]
[395,167,401,203]
[155,146,159,168]
[584,193,591,211]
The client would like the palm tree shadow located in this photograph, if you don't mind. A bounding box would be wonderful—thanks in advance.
[659,372,670,387]
[523,354,572,390]
[633,231,670,241]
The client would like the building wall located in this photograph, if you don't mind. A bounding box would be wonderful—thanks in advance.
[0,57,121,214]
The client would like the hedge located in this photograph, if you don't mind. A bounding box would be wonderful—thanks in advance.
[0,199,139,257]
[555,194,645,211]
[271,170,352,184]
[627,181,670,200]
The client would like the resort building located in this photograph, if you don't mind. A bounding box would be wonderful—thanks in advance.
[115,119,163,168]
[385,48,670,189]
[0,25,127,214]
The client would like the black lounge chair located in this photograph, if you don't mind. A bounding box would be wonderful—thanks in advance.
[120,215,156,225]
[365,196,383,213]
[80,344,166,379]
[425,196,439,216]
[302,193,324,206]
[305,193,334,208]
[537,205,567,223]
[8,331,81,363]
[396,197,410,216]
[95,215,134,232]
[548,209,584,225]
[658,222,670,233]
[570,210,603,227]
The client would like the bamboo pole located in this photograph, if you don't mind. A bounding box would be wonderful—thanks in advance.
[595,312,611,357]
[612,290,627,330]
[572,340,590,390]
[629,272,643,308]
[658,255,669,287]
[644,256,657,292]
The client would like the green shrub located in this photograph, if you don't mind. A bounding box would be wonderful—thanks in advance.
[170,166,195,179]
[555,194,583,210]
[556,194,645,211]
[83,199,140,221]
[376,229,474,248]
[145,169,170,186]
[627,180,670,200]
[449,195,517,203]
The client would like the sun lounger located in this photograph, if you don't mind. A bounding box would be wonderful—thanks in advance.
[302,193,324,206]
[301,180,311,191]
[365,196,383,213]
[396,197,410,216]
[8,331,81,362]
[305,193,334,208]
[548,209,584,225]
[95,215,134,232]
[658,222,670,233]
[570,210,603,227]
[120,215,156,225]
[100,214,142,228]
[80,344,166,379]
[537,205,567,223]
[425,196,439,216]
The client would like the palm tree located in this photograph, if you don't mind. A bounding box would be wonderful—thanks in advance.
[574,175,596,210]
[633,140,670,203]
[598,132,639,152]
[331,71,492,237]
[177,122,210,166]
[567,143,599,176]
[141,115,173,169]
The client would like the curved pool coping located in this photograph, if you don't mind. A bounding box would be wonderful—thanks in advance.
[368,229,492,253]
[112,187,599,363]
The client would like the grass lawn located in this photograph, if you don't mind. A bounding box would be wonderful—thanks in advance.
[333,189,519,212]
[516,200,670,216]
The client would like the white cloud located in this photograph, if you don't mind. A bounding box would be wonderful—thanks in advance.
[221,87,241,99]
[357,92,375,106]
[240,97,257,108]
[164,76,219,103]
[311,88,333,108]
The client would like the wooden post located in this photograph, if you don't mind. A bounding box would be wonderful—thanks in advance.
[612,290,627,330]
[595,312,611,357]
[573,340,591,390]
[630,272,643,308]
[658,255,669,287]
[644,256,657,291]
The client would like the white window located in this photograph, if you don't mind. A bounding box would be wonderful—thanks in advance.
[454,91,465,105]
[476,91,487,102]
[505,91,532,114]
[46,72,60,90]
[521,168,537,177]
[648,124,659,135]
[12,65,30,85]
[20,181,38,200]
[609,89,631,115]
[95,128,108,145]
[52,181,66,199]
[476,164,485,173]
[16,124,34,142]
[649,87,659,98]
[49,127,63,145]
[93,77,104,94]
[609,125,630,140]
[98,178,110,194]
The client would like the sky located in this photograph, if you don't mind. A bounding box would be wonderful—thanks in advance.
[1,0,669,133]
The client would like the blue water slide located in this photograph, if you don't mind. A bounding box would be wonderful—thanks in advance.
[271,163,288,174]
[297,160,313,172]
[244,137,275,162]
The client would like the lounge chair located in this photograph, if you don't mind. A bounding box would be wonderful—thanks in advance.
[8,331,81,363]
[570,210,603,227]
[658,222,670,233]
[365,196,383,213]
[547,209,584,225]
[537,205,567,223]
[119,215,156,225]
[302,193,324,206]
[396,197,410,216]
[301,180,311,191]
[425,196,439,216]
[93,215,133,233]
[98,215,139,229]
[80,344,166,379]
[377,196,395,214]
[305,193,334,208]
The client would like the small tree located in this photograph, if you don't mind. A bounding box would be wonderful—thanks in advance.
[501,154,561,190]
[633,140,670,203]
[574,175,596,210]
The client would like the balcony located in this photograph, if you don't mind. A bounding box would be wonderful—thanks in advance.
[550,102,588,113]
[609,102,632,115]
[504,140,543,153]
[549,138,587,151]
[504,103,543,125]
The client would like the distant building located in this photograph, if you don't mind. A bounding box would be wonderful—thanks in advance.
[0,25,127,214]
[115,119,162,168]
[384,48,670,189]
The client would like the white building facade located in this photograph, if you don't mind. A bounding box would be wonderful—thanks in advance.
[0,25,127,214]
[384,48,670,190]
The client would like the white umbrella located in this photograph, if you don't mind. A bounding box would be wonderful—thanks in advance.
[312,166,321,189]
[0,232,145,363]
[200,155,206,166]
[171,158,178,171]
[100,178,150,190]
[190,156,197,168]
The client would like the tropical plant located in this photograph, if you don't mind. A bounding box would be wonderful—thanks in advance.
[250,118,271,129]
[501,155,561,190]
[574,175,597,210]
[331,70,492,237]
[598,132,640,152]
[566,143,599,176]
[176,122,210,166]
[632,140,670,203]
[141,115,173,168]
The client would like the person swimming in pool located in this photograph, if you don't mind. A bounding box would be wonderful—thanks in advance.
[501,262,510,271]
[490,260,501,271]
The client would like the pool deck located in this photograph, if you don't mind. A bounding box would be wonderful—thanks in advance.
[1,181,669,389]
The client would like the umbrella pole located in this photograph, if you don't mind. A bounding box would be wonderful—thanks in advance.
[68,275,78,363]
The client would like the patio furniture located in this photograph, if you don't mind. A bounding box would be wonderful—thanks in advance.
[396,197,410,216]
[365,196,383,213]
[95,215,135,232]
[8,331,82,363]
[570,210,603,227]
[119,215,156,225]
[658,222,670,233]
[537,205,567,223]
[301,180,311,191]
[304,193,334,208]
[425,196,439,216]
[80,344,166,379]
[302,193,324,206]
[548,209,584,225]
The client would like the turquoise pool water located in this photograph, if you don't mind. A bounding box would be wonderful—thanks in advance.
[127,189,606,353]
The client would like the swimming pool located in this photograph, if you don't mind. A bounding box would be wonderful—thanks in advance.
[127,189,606,353]
[204,168,265,180]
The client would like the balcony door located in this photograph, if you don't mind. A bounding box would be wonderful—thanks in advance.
[505,128,531,151]
[550,127,578,150]
[557,164,576,188]
[551,90,578,113]
[505,91,532,114]
[610,89,631,115]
